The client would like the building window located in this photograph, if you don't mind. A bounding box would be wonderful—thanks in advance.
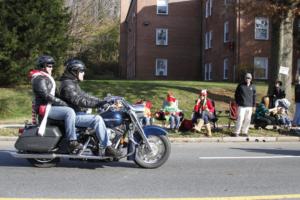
[156,28,168,46]
[224,21,229,42]
[157,0,168,15]
[254,57,268,79]
[223,58,229,79]
[255,17,269,40]
[156,59,168,76]
[205,63,212,80]
[205,31,212,49]
[205,0,212,18]
[297,59,300,75]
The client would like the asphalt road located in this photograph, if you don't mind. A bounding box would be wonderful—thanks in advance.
[1,141,300,199]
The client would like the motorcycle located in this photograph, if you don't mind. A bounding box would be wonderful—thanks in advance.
[10,96,171,169]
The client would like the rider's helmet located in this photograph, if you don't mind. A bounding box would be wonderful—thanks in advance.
[36,55,55,69]
[65,59,86,74]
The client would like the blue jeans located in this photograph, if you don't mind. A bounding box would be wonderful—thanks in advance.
[192,111,214,124]
[293,103,300,126]
[48,106,77,141]
[75,114,111,147]
[169,115,180,129]
[141,117,153,126]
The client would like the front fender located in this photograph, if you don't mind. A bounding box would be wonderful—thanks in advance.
[127,125,168,161]
[143,125,168,137]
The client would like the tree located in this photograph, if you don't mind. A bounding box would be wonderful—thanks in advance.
[239,0,300,104]
[0,0,71,86]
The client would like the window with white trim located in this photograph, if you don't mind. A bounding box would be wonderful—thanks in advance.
[223,58,229,79]
[157,0,168,15]
[255,17,269,40]
[297,58,300,75]
[205,63,212,80]
[155,59,168,76]
[156,28,168,46]
[205,0,212,18]
[254,57,268,79]
[224,21,229,42]
[205,31,212,49]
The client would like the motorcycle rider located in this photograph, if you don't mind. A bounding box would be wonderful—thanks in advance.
[29,55,82,153]
[59,59,122,157]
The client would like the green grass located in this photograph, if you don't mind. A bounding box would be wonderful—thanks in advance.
[0,80,270,124]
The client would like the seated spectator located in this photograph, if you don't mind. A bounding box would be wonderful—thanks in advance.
[135,99,153,126]
[277,107,292,129]
[270,80,285,108]
[254,96,277,129]
[162,91,181,132]
[192,89,215,137]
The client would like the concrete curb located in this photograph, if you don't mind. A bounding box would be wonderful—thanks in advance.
[0,136,299,142]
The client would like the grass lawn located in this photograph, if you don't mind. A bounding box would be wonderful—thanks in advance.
[0,80,270,124]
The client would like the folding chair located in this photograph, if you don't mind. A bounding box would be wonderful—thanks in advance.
[228,101,238,128]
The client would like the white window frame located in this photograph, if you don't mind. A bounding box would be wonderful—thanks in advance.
[155,59,168,76]
[157,0,168,15]
[205,63,212,80]
[205,31,212,49]
[205,0,212,18]
[297,58,300,75]
[223,58,229,80]
[254,57,268,79]
[224,21,229,43]
[255,17,269,40]
[156,28,168,46]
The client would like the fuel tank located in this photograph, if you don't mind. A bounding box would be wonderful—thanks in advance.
[100,111,124,128]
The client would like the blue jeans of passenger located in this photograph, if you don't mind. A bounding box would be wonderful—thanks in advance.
[169,114,180,129]
[75,113,111,147]
[48,106,77,141]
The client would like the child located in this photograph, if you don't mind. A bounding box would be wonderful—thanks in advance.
[277,107,292,129]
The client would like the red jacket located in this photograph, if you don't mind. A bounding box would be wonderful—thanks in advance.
[193,98,215,113]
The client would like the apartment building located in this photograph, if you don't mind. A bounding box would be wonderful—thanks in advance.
[120,0,201,80]
[120,0,299,81]
[202,0,300,82]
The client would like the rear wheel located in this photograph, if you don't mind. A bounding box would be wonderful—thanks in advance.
[27,158,60,168]
[134,135,171,169]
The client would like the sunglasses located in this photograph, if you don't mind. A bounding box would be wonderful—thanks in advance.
[78,69,85,73]
[46,64,53,68]
[245,77,251,80]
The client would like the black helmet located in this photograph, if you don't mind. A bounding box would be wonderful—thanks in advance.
[36,55,55,69]
[65,59,86,73]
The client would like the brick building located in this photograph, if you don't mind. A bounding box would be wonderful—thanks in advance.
[120,0,202,80]
[120,0,300,81]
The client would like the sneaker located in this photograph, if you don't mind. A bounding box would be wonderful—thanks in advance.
[105,146,122,158]
[68,140,83,154]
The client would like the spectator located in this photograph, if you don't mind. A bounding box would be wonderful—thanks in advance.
[277,107,292,129]
[136,99,153,126]
[233,73,256,137]
[162,91,181,132]
[270,80,286,108]
[192,89,215,137]
[254,96,277,129]
[293,76,300,127]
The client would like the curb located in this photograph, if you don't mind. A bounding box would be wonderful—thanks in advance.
[1,136,300,143]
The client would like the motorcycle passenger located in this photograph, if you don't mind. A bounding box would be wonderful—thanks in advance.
[29,55,82,153]
[59,59,122,158]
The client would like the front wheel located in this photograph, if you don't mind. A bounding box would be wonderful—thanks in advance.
[134,135,171,169]
[27,158,60,168]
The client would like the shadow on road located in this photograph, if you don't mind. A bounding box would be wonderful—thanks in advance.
[0,150,139,169]
[231,148,300,156]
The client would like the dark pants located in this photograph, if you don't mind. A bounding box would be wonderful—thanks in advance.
[254,115,276,128]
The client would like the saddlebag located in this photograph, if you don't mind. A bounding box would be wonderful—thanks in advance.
[15,125,62,152]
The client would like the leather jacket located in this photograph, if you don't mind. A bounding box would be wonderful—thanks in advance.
[59,72,106,113]
[31,71,68,112]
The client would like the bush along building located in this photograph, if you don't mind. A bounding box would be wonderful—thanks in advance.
[120,0,300,82]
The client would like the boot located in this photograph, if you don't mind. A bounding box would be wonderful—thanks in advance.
[105,146,122,158]
[68,140,83,154]
[205,123,212,137]
[194,119,204,133]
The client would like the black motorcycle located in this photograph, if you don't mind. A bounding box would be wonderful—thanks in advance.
[11,96,171,169]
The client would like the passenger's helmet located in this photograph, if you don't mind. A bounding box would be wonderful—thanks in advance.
[65,59,86,73]
[36,55,55,69]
